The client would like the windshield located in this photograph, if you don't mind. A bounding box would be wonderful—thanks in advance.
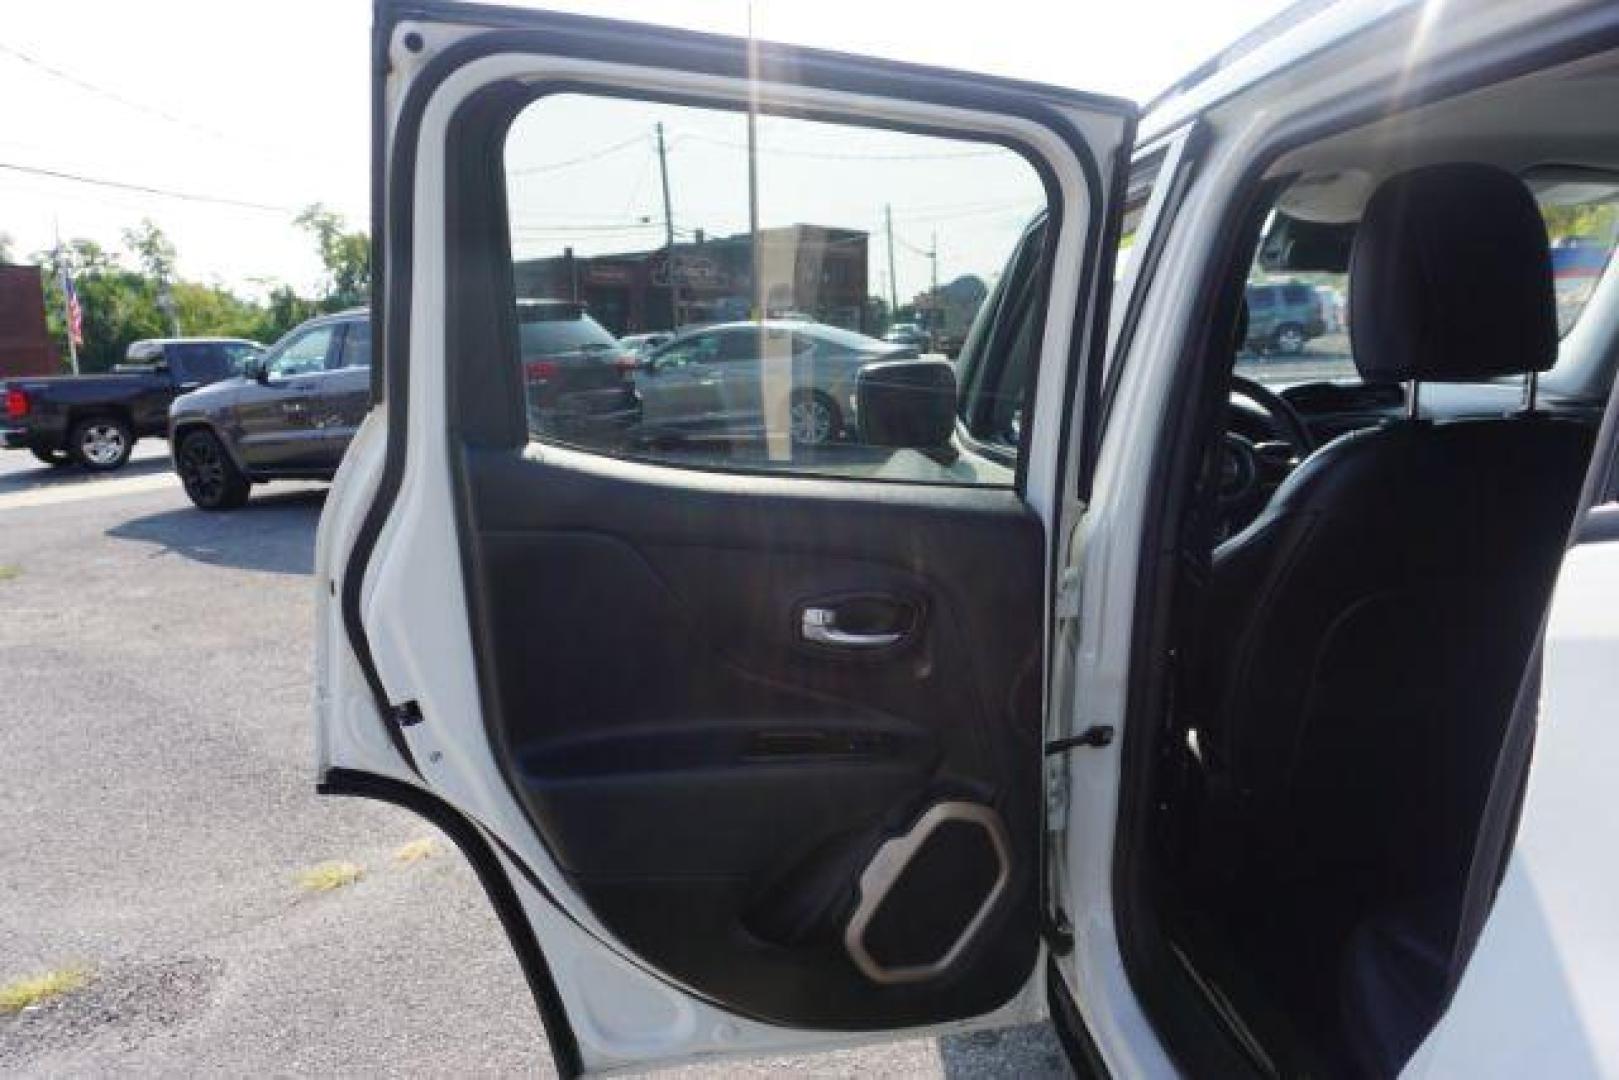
[520,314,618,357]
[1236,179,1619,387]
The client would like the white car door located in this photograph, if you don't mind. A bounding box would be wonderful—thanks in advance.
[315,2,1134,1074]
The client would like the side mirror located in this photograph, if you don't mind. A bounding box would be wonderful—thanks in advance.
[855,358,958,448]
[247,360,270,385]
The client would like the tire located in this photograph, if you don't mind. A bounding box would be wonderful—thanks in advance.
[1273,323,1306,356]
[788,391,842,447]
[69,415,134,471]
[176,428,251,510]
[30,447,70,467]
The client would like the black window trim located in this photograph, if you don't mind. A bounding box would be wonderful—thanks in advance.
[1096,121,1203,445]
[334,318,373,371]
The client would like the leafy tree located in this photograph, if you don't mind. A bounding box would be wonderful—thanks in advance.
[122,219,178,282]
[0,232,13,265]
[257,284,319,342]
[20,216,343,373]
[296,203,371,310]
[1541,202,1619,246]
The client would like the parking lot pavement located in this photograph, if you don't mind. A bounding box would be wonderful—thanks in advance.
[0,457,1069,1078]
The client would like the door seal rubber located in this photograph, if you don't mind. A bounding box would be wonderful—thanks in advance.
[317,767,584,1079]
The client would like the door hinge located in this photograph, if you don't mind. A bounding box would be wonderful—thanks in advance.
[1045,725,1115,755]
[389,700,425,727]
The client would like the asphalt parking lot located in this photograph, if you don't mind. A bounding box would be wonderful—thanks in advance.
[0,444,1069,1077]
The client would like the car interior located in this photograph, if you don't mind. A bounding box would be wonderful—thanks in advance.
[1141,52,1619,1078]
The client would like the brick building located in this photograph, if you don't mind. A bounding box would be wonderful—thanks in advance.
[513,224,868,336]
[0,265,57,378]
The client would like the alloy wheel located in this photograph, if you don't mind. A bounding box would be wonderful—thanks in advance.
[79,423,128,467]
[790,397,834,445]
[179,435,227,504]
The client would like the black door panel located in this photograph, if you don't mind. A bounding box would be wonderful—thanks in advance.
[458,444,1045,1029]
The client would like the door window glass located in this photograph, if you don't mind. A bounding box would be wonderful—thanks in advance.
[503,93,1051,486]
[223,342,263,370]
[167,342,235,384]
[651,333,719,369]
[337,321,372,369]
[268,326,336,378]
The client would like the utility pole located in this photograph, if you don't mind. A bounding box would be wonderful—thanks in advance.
[929,230,939,339]
[746,1,763,320]
[885,204,898,321]
[655,121,681,330]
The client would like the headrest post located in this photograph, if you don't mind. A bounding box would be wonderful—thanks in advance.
[1523,370,1539,413]
[1405,380,1422,421]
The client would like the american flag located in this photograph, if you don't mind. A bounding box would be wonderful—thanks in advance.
[61,266,83,348]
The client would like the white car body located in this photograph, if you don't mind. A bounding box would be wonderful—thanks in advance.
[315,0,1619,1075]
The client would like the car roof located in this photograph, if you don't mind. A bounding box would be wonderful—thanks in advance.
[684,319,826,333]
[130,336,264,346]
[1139,0,1583,141]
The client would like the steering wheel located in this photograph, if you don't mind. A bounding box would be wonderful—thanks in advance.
[1230,374,1314,453]
[1214,375,1317,535]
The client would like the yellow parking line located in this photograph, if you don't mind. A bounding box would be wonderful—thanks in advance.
[0,471,178,513]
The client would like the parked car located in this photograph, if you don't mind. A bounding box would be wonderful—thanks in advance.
[618,331,673,358]
[519,300,640,436]
[316,2,1619,1077]
[1242,280,1327,355]
[882,321,932,351]
[0,337,262,471]
[633,320,914,445]
[169,311,369,509]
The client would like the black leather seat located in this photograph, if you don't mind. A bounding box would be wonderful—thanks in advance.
[1201,163,1593,1071]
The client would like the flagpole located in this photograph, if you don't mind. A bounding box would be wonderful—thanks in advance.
[54,219,78,375]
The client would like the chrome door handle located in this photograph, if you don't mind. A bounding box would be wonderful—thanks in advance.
[800,607,903,649]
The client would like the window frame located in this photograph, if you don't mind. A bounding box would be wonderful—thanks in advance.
[334,319,374,371]
[267,323,338,380]
[1096,122,1202,443]
[464,79,1090,493]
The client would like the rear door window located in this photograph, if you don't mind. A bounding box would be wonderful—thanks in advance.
[336,320,373,369]
[519,314,618,357]
[168,343,235,384]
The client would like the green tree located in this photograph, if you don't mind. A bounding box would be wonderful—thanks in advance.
[122,219,177,281]
[256,284,319,341]
[296,203,371,310]
[1541,203,1619,244]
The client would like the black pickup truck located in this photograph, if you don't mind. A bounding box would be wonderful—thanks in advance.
[1,338,263,471]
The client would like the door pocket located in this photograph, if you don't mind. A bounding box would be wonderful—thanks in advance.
[844,801,1012,984]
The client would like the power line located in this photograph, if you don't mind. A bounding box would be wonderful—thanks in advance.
[0,161,297,214]
[0,41,241,146]
[509,135,650,176]
[671,132,1004,162]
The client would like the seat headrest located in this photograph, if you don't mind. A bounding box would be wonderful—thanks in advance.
[1349,163,1557,383]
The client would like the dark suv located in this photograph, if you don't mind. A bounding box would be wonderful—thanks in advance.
[1243,281,1327,355]
[518,299,638,436]
[169,302,634,509]
[169,310,371,509]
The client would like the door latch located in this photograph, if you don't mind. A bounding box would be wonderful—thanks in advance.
[1045,725,1114,755]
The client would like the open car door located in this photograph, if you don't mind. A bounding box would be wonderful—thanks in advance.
[316,3,1134,1074]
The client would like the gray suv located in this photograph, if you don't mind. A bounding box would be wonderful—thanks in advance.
[169,310,371,509]
[1242,281,1327,355]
